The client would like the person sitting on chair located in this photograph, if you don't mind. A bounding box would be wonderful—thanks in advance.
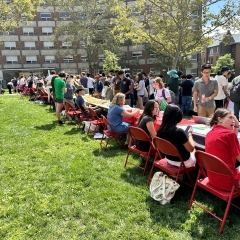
[107,93,140,145]
[135,100,158,151]
[75,86,102,118]
[157,104,196,168]
[205,108,240,190]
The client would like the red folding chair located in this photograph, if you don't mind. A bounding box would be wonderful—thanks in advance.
[124,126,156,175]
[75,104,92,128]
[87,108,104,137]
[148,137,196,186]
[65,102,81,123]
[188,150,240,234]
[100,115,125,151]
[38,89,48,102]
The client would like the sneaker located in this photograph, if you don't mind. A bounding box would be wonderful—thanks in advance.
[58,120,64,124]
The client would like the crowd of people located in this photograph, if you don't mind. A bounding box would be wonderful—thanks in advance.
[10,63,240,189]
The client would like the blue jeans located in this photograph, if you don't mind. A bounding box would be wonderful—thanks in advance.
[181,96,192,116]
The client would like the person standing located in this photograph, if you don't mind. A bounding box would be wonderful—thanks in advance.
[167,69,181,105]
[135,72,145,110]
[214,66,229,110]
[80,72,88,88]
[112,70,121,95]
[87,73,95,95]
[46,70,56,86]
[63,76,76,109]
[104,75,114,101]
[181,75,194,116]
[193,64,218,118]
[94,75,103,97]
[54,71,66,124]
[148,72,155,100]
[7,81,13,94]
[119,70,132,106]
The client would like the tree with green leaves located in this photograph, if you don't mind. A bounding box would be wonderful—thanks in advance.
[111,0,239,69]
[212,54,235,74]
[103,50,121,74]
[0,0,40,32]
[43,0,121,75]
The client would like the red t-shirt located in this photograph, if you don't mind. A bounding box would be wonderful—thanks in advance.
[205,125,240,190]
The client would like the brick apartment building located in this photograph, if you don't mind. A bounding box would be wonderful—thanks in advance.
[202,31,240,76]
[0,5,200,82]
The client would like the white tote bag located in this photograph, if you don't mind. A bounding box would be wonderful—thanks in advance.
[150,171,180,205]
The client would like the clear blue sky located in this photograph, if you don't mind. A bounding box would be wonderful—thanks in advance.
[208,0,238,13]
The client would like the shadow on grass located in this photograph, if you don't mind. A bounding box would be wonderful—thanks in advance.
[145,180,240,239]
[92,143,127,156]
[120,154,149,186]
[34,122,57,131]
[64,127,81,135]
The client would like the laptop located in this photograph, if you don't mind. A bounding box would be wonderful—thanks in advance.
[193,116,211,125]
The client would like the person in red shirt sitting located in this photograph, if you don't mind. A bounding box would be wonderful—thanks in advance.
[205,108,240,190]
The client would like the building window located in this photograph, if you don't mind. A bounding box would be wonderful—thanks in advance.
[21,14,26,20]
[40,13,51,21]
[150,68,160,74]
[4,42,16,49]
[42,27,53,35]
[26,56,37,63]
[190,54,197,61]
[132,69,143,76]
[6,56,18,63]
[24,42,36,49]
[209,48,214,56]
[132,51,142,59]
[78,13,85,20]
[81,56,88,62]
[23,27,34,35]
[3,30,14,35]
[59,12,70,20]
[98,54,105,61]
[81,68,89,72]
[43,41,54,49]
[190,69,197,75]
[150,53,157,58]
[63,56,73,62]
[61,42,71,49]
[45,56,55,63]
[192,11,198,19]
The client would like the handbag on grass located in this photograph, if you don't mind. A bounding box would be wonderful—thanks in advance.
[149,171,180,205]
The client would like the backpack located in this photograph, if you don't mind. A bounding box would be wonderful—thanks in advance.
[229,79,240,102]
[162,88,174,104]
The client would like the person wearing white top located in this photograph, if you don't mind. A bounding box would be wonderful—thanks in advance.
[46,70,56,86]
[148,72,155,100]
[87,73,95,95]
[214,66,229,110]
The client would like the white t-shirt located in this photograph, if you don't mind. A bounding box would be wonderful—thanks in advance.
[214,75,227,100]
[19,78,26,86]
[45,75,53,84]
[149,77,155,95]
[34,77,39,84]
[87,77,94,88]
[155,88,171,101]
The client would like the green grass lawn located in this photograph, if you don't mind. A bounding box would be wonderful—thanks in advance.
[1,95,240,240]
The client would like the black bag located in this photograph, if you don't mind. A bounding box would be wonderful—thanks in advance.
[229,80,240,103]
